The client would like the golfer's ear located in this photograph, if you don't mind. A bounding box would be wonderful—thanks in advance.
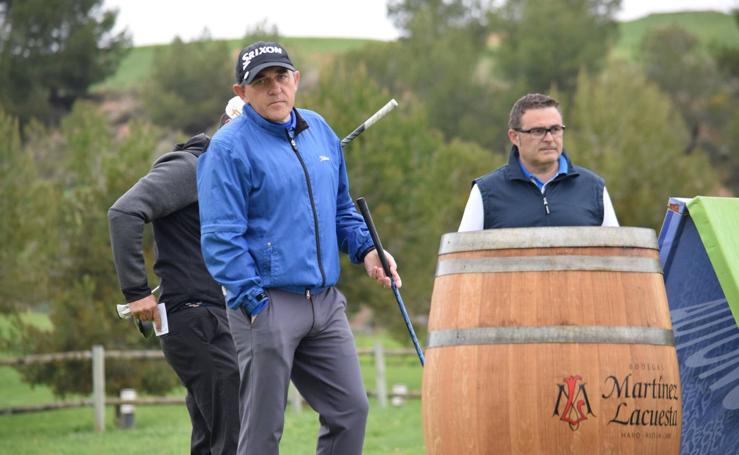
[293,70,301,86]
[232,84,245,99]
[507,128,520,146]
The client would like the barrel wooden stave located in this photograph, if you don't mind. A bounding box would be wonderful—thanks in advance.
[429,269,671,330]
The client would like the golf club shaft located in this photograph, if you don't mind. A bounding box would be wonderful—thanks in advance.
[341,99,398,147]
[356,198,392,278]
[391,282,425,366]
[356,197,425,366]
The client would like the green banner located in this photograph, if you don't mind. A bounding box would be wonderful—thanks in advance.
[687,196,739,326]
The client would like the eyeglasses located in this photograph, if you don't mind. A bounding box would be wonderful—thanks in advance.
[514,125,566,138]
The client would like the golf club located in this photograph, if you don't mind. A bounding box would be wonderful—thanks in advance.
[356,197,425,367]
[341,99,398,147]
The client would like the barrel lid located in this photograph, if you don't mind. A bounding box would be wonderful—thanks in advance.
[439,227,658,255]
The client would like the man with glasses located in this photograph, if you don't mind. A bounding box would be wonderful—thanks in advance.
[458,93,618,230]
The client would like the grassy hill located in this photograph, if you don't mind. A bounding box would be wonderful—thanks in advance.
[97,11,737,93]
[614,11,739,59]
[96,36,376,93]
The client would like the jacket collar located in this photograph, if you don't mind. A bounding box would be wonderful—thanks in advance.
[504,145,577,182]
[243,103,309,138]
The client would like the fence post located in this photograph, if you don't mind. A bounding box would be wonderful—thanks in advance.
[118,388,137,428]
[92,345,105,432]
[391,383,408,407]
[373,341,388,408]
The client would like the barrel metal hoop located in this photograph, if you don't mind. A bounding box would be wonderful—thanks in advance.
[439,227,658,254]
[435,255,662,276]
[427,325,675,348]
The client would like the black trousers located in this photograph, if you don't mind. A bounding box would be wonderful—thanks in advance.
[161,304,240,455]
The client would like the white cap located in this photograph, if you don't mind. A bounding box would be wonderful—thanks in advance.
[225,96,245,119]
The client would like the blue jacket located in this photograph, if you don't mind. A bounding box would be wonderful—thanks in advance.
[197,104,374,314]
[475,146,605,228]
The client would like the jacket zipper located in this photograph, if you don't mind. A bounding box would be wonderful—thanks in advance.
[286,132,326,287]
[531,179,551,215]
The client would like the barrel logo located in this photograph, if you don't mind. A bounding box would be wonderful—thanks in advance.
[553,375,596,430]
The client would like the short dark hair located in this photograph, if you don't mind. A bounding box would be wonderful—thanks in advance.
[508,93,561,129]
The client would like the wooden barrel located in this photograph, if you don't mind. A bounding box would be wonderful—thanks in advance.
[422,227,681,454]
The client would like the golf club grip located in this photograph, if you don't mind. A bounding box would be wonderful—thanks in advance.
[341,99,398,146]
[355,197,392,278]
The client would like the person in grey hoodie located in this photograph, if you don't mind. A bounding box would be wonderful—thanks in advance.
[107,101,243,454]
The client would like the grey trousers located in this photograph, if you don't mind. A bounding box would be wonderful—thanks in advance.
[227,287,369,455]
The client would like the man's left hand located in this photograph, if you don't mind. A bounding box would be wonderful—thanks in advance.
[128,294,161,332]
[363,249,402,288]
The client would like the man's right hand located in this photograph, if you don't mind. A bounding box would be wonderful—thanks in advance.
[363,249,402,288]
[128,294,161,331]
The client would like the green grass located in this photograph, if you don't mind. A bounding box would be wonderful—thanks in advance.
[614,11,739,60]
[0,362,424,454]
[96,44,163,93]
[276,36,377,54]
[0,405,192,454]
[0,315,425,454]
[0,398,423,454]
[0,364,59,407]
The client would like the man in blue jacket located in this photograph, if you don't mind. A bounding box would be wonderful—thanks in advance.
[197,41,400,455]
[459,93,618,230]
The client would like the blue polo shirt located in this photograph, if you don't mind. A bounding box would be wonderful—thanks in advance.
[519,154,568,192]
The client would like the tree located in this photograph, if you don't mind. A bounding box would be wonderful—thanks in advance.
[638,25,723,155]
[142,34,233,135]
[17,102,181,396]
[713,10,739,193]
[301,63,499,338]
[388,0,492,35]
[239,20,280,45]
[142,23,288,135]
[0,0,130,126]
[725,110,739,192]
[491,0,621,96]
[348,0,509,150]
[0,110,54,315]
[714,11,739,81]
[568,63,719,229]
